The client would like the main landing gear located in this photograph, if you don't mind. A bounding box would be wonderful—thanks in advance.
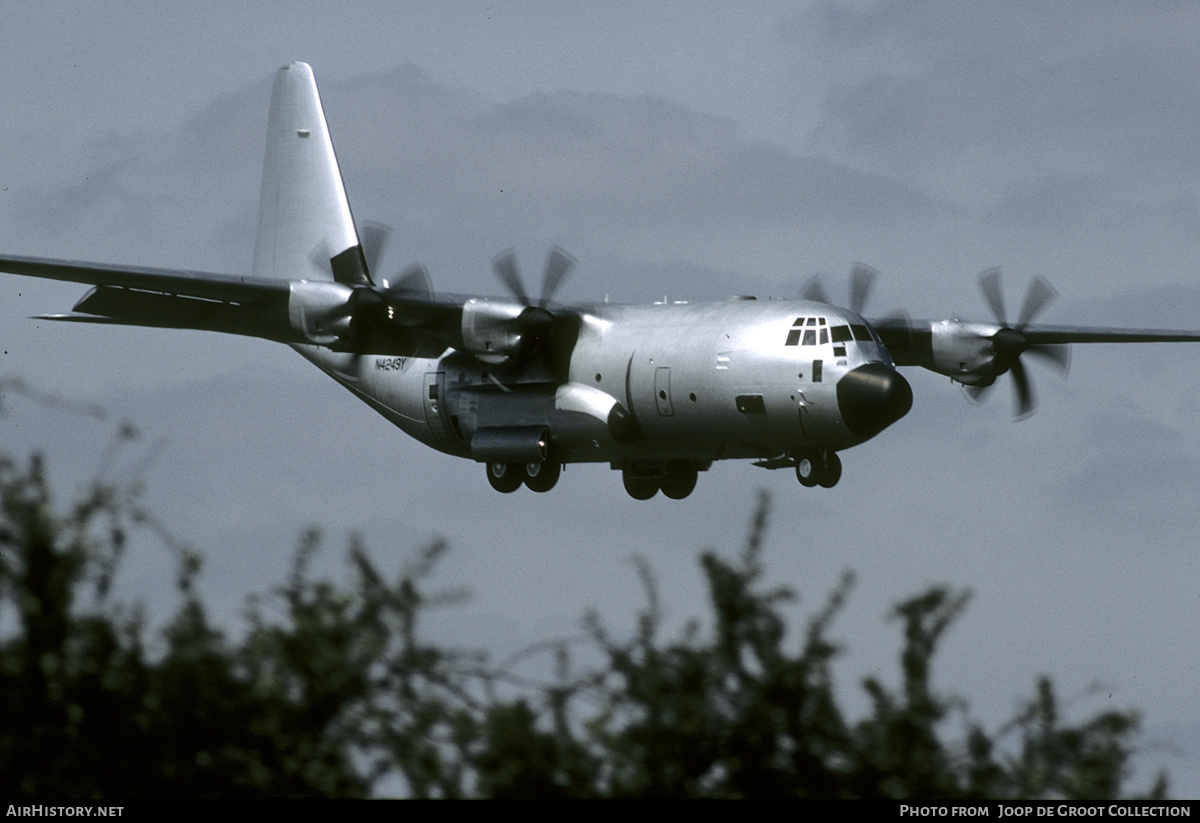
[621,464,700,500]
[795,448,842,488]
[485,461,562,493]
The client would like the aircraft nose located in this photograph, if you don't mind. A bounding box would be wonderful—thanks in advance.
[837,363,913,440]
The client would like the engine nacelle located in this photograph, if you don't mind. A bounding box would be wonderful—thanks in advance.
[925,319,1005,386]
[287,280,355,345]
[460,298,527,363]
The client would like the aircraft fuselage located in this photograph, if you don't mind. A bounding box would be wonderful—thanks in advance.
[299,297,912,476]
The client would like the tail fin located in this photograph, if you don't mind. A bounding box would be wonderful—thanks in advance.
[252,62,370,285]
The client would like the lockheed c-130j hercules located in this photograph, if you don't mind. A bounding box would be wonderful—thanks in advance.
[4,62,1200,500]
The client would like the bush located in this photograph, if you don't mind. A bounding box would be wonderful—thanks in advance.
[0,438,1167,798]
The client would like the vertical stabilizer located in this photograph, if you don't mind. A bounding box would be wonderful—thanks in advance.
[252,62,369,285]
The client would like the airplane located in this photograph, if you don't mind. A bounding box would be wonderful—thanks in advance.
[4,61,1200,500]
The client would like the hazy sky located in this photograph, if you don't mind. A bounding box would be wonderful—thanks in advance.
[2,1,1200,796]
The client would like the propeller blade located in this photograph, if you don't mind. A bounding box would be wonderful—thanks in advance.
[1010,359,1035,419]
[308,239,333,278]
[877,308,915,350]
[801,274,831,305]
[539,246,575,307]
[359,221,392,282]
[849,263,879,314]
[978,267,1007,325]
[1025,342,1071,375]
[1016,274,1058,329]
[493,250,530,306]
[391,263,433,297]
[964,383,992,405]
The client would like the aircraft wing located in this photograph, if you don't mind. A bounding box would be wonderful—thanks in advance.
[0,254,288,303]
[0,253,465,357]
[0,253,306,342]
[874,316,1200,361]
[1015,324,1200,344]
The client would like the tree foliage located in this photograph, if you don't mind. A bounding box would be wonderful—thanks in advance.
[0,436,1168,798]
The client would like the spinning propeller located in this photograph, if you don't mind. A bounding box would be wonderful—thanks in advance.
[966,268,1071,419]
[805,264,917,347]
[348,223,436,357]
[355,221,433,297]
[801,263,880,314]
[491,247,575,350]
[310,222,436,358]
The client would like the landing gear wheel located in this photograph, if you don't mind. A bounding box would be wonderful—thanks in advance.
[661,467,698,500]
[486,461,524,493]
[796,453,821,487]
[524,461,561,493]
[623,471,659,500]
[817,452,842,488]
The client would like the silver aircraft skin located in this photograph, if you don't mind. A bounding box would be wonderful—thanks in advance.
[4,62,1200,500]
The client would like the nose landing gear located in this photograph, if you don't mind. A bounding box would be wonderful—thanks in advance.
[795,449,842,488]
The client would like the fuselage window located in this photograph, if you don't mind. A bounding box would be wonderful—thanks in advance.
[831,325,852,343]
[736,394,766,414]
[850,324,872,342]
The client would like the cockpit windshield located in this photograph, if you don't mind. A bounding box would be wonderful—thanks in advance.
[788,317,887,357]
[786,316,830,346]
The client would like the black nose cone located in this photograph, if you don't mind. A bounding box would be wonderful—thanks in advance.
[837,363,913,440]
